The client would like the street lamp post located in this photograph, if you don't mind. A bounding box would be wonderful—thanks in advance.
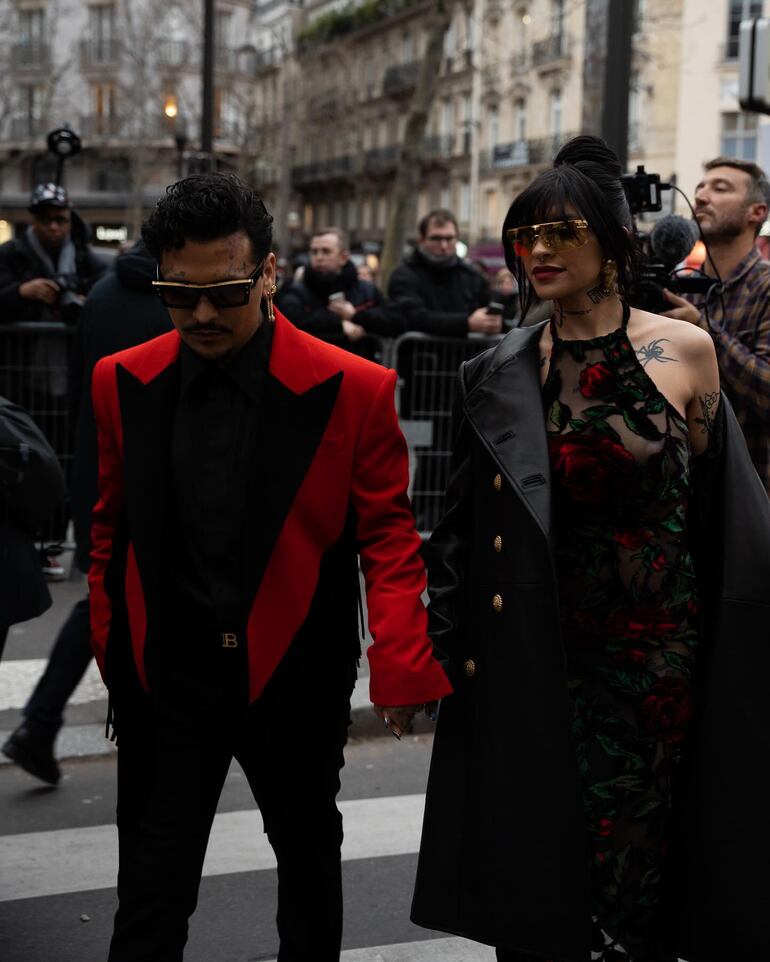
[201,0,215,165]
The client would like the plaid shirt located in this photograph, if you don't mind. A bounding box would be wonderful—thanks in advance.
[693,247,770,494]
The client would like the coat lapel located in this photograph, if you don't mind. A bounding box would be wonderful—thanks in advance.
[116,351,179,599]
[463,322,553,542]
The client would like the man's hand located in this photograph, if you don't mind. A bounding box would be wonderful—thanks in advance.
[467,307,503,335]
[661,288,702,325]
[19,278,60,306]
[373,704,425,739]
[328,298,357,322]
[342,319,366,342]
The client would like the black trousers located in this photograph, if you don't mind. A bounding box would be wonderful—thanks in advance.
[108,619,357,962]
[24,597,92,737]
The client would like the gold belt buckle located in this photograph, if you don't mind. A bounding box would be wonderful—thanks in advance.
[221,632,238,648]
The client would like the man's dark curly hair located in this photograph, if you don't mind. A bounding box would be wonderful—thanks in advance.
[141,173,273,262]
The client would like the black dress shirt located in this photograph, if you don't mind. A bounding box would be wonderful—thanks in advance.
[162,322,273,633]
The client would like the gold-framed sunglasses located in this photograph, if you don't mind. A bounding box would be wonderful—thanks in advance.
[152,260,265,309]
[506,219,590,257]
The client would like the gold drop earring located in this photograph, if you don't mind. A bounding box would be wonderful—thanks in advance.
[264,283,277,323]
[587,258,617,304]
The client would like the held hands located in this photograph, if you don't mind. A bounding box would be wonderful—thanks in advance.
[19,278,60,305]
[373,702,439,740]
[341,319,366,342]
[467,307,503,335]
[660,288,702,325]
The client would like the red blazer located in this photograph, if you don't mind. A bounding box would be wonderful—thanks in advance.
[88,310,451,706]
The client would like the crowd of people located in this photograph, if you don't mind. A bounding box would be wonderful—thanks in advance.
[0,134,768,962]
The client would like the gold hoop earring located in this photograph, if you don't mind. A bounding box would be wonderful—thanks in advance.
[264,283,277,323]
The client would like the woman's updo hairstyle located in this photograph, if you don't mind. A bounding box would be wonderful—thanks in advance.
[502,135,639,321]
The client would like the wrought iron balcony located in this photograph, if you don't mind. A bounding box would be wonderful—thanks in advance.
[531,34,570,68]
[480,140,531,173]
[11,42,51,71]
[157,40,193,70]
[80,38,121,68]
[291,156,354,185]
[364,146,399,175]
[422,134,454,160]
[383,61,420,97]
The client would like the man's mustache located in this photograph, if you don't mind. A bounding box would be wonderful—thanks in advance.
[181,324,231,334]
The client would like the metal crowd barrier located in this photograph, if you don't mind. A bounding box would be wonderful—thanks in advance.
[392,332,504,538]
[314,331,393,367]
[0,321,76,547]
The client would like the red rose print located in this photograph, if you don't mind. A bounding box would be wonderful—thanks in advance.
[614,529,648,551]
[597,817,615,837]
[614,648,648,668]
[639,676,694,744]
[578,362,614,398]
[605,603,680,640]
[548,435,635,504]
[651,551,667,572]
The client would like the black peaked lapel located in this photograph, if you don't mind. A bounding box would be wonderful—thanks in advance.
[241,370,344,606]
[116,361,178,598]
[463,322,553,542]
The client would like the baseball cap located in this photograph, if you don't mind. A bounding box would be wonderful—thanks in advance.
[29,183,69,212]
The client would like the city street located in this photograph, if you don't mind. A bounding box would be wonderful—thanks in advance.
[0,576,494,962]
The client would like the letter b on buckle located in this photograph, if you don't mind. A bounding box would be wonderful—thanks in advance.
[221,632,238,648]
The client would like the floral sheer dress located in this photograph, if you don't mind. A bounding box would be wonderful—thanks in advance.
[542,304,697,962]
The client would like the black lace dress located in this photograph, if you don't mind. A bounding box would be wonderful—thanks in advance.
[542,304,698,962]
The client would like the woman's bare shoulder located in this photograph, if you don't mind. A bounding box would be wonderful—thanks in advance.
[629,307,714,362]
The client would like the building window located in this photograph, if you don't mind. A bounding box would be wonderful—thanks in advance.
[441,98,454,150]
[362,197,372,230]
[487,105,499,151]
[403,32,413,63]
[92,82,117,135]
[552,0,566,46]
[726,1,762,59]
[215,9,232,48]
[440,183,451,210]
[632,0,646,35]
[443,18,456,59]
[17,84,43,137]
[19,7,45,44]
[721,111,758,159]
[459,180,471,223]
[514,97,527,141]
[484,189,498,236]
[462,94,472,154]
[549,88,562,139]
[378,194,387,229]
[628,72,642,152]
[465,8,475,52]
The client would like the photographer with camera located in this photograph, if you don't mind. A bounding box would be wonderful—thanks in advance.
[661,157,770,494]
[0,183,105,324]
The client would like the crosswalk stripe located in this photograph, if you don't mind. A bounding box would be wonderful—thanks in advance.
[270,936,496,961]
[0,659,373,715]
[0,659,106,712]
[0,792,426,903]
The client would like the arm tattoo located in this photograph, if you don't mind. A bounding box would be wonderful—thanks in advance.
[636,338,678,367]
[694,391,720,435]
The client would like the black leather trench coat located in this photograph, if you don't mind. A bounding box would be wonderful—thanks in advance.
[411,322,770,961]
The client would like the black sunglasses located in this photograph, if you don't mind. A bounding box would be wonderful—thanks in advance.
[152,261,265,309]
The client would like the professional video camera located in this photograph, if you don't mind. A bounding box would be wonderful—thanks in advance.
[621,165,717,314]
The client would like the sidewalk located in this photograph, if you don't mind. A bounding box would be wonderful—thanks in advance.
[0,564,434,764]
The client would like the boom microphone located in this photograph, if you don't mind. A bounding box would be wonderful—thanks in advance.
[649,214,699,268]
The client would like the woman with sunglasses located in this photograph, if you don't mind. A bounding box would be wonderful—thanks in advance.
[412,136,770,961]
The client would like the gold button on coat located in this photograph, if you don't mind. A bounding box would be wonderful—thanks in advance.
[493,535,502,553]
[463,659,476,677]
[493,473,502,492]
[492,593,503,613]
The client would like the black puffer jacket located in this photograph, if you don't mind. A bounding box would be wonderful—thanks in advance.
[277,261,397,335]
[387,248,490,337]
[69,242,173,571]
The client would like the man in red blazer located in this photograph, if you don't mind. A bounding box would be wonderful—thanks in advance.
[89,173,451,962]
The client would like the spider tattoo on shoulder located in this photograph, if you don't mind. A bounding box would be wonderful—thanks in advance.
[636,338,678,367]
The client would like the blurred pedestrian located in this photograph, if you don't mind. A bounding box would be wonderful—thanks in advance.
[276,227,389,343]
[90,174,450,960]
[662,157,770,494]
[388,209,499,336]
[413,136,770,961]
[489,267,520,326]
[0,397,65,661]
[2,241,172,785]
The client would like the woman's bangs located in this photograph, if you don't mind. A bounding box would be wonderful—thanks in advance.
[507,175,579,229]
